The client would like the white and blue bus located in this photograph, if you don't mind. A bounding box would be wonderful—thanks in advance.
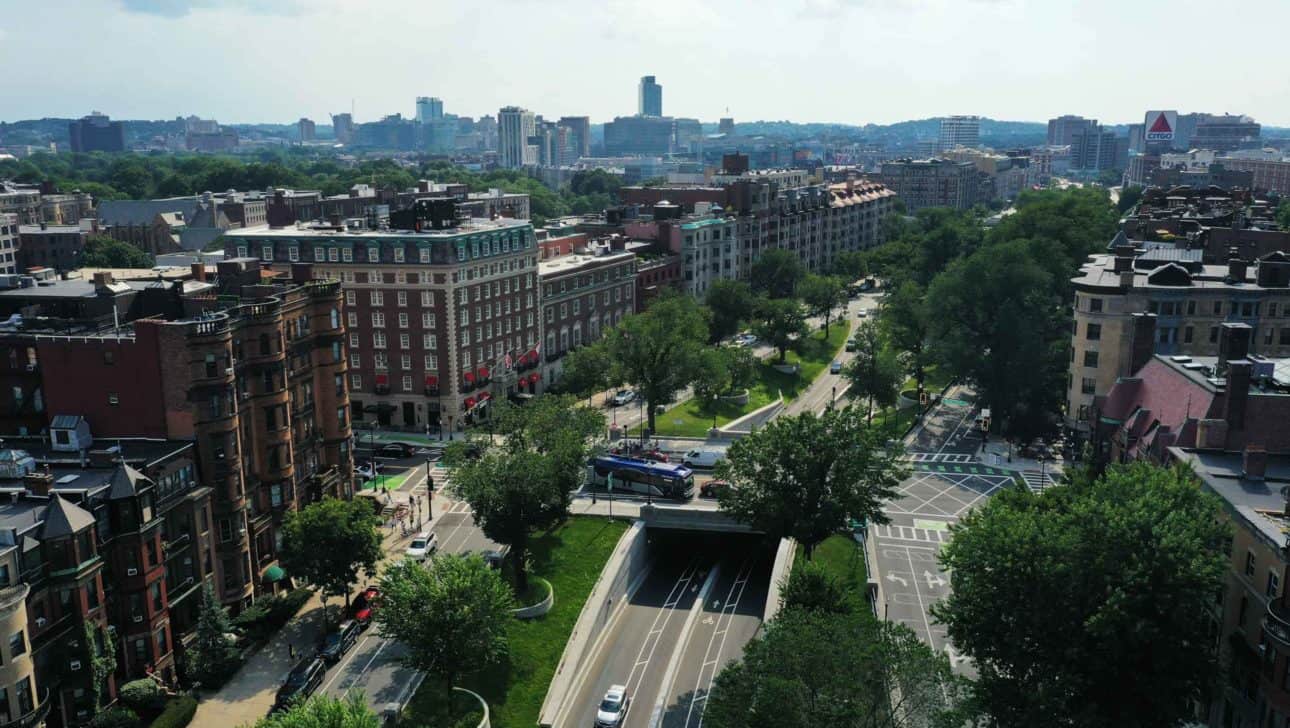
[586,455,695,500]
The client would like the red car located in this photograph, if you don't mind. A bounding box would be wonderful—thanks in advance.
[351,586,380,629]
[699,479,730,498]
[610,446,669,463]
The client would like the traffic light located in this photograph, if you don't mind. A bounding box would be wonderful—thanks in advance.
[919,390,929,406]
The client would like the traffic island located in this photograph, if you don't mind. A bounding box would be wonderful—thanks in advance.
[511,577,553,619]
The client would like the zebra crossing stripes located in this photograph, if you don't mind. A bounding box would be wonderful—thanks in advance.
[875,523,950,545]
[1020,470,1058,493]
[905,452,976,464]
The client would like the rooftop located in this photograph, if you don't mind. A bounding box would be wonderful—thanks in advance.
[1171,448,1290,550]
[538,248,635,276]
[224,216,529,239]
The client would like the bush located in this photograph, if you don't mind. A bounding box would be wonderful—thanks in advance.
[119,679,166,713]
[149,696,197,728]
[91,707,140,728]
[232,589,313,645]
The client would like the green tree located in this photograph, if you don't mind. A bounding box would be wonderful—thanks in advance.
[692,348,734,430]
[704,279,757,343]
[603,292,709,434]
[252,694,379,728]
[844,320,904,423]
[450,396,601,592]
[796,274,847,337]
[778,561,849,616]
[751,297,807,364]
[1277,199,1290,231]
[724,345,758,394]
[552,343,613,401]
[749,248,805,299]
[81,235,155,268]
[705,610,967,728]
[933,462,1227,728]
[714,407,904,559]
[925,239,1066,439]
[187,583,240,686]
[375,555,514,703]
[279,498,382,610]
[1117,184,1144,213]
[830,250,868,280]
[880,280,933,395]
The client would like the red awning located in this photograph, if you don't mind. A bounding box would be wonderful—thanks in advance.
[464,397,476,409]
[528,372,539,384]
[375,374,388,385]
[479,392,490,402]
[463,372,475,382]
[424,375,438,387]
[478,367,490,379]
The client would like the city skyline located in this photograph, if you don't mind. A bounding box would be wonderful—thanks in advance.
[3,0,1290,126]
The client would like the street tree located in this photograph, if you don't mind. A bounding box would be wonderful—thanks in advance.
[550,343,613,403]
[778,561,850,616]
[603,292,709,434]
[253,694,379,728]
[724,345,758,395]
[704,279,757,343]
[749,248,805,299]
[692,348,735,430]
[925,239,1066,439]
[82,235,155,268]
[375,555,514,704]
[880,280,933,395]
[797,274,847,337]
[831,250,868,281]
[705,609,968,728]
[714,406,904,559]
[751,297,807,364]
[279,497,382,610]
[844,319,904,422]
[933,461,1228,728]
[187,583,240,686]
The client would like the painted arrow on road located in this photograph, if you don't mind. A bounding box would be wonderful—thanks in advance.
[923,571,946,588]
[945,644,969,667]
[886,572,908,587]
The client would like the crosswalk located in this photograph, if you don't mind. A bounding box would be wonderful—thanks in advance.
[1020,470,1059,493]
[412,463,451,496]
[874,523,951,545]
[905,452,976,464]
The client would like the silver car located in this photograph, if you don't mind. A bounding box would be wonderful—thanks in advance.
[595,685,629,727]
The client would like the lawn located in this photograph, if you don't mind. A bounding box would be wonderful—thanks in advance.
[407,517,630,728]
[639,323,852,438]
[797,533,873,617]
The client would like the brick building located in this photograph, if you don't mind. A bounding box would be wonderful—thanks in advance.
[538,246,636,386]
[225,211,539,434]
[17,222,90,272]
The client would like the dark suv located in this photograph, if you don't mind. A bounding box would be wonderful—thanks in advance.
[319,620,361,663]
[273,657,326,712]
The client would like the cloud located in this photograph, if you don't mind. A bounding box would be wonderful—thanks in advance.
[118,0,307,18]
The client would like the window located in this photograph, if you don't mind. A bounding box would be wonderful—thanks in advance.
[424,334,437,349]
[156,626,168,656]
[328,248,339,262]
[1281,328,1290,346]
[401,355,411,370]
[342,248,353,263]
[108,393,119,406]
[1082,351,1099,368]
[367,246,380,263]
[351,374,362,389]
[347,312,358,328]
[394,247,405,263]
[314,247,324,262]
[1272,302,1280,317]
[337,406,347,428]
[1085,323,1101,341]
[370,290,384,306]
[373,332,386,349]
[422,312,435,328]
[287,245,299,262]
[1088,297,1102,313]
[349,353,361,368]
[419,248,430,263]
[420,290,433,306]
[345,290,356,306]
[399,334,410,349]
[1081,377,1096,394]
[349,333,360,349]
[1270,570,1281,599]
[1247,551,1257,577]
[150,581,164,610]
[424,354,438,369]
[8,630,23,658]
[398,313,409,328]
[1214,300,1223,315]
[397,291,407,306]
[1210,326,1220,343]
[372,312,385,328]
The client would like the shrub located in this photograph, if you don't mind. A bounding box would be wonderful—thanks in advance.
[149,696,197,728]
[90,707,140,728]
[231,589,314,645]
[119,679,166,713]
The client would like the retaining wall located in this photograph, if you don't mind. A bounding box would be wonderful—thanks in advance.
[762,537,797,623]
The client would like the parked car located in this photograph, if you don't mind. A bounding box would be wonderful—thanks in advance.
[682,448,726,469]
[699,479,730,498]
[377,442,418,459]
[856,309,869,318]
[610,390,638,407]
[466,549,505,570]
[734,333,759,347]
[845,339,857,352]
[319,620,361,663]
[351,586,380,629]
[356,462,380,480]
[830,360,843,374]
[274,657,326,712]
[595,685,630,727]
[405,532,439,562]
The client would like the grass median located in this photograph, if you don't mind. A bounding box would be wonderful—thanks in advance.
[638,323,852,438]
[796,533,873,617]
[406,517,630,728]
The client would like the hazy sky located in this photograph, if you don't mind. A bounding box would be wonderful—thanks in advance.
[3,0,1289,127]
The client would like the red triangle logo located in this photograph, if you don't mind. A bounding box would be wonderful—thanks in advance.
[1148,114,1172,133]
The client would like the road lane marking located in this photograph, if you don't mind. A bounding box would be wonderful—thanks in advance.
[689,556,757,728]
[650,562,724,728]
[903,546,938,652]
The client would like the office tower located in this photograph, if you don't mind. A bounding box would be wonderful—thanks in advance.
[416,96,444,123]
[68,112,126,153]
[718,117,736,135]
[498,106,537,168]
[331,113,354,144]
[556,116,591,162]
[297,117,316,142]
[639,75,663,117]
[937,115,980,151]
[1047,115,1097,146]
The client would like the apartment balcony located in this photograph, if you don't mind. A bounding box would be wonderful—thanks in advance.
[0,691,50,728]
[1265,600,1290,648]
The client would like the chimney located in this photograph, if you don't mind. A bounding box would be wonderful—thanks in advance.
[1227,249,1248,282]
[190,262,207,282]
[24,472,53,497]
[1244,445,1268,482]
[291,262,314,284]
[1119,269,1135,289]
[1113,255,1134,273]
[1129,313,1158,374]
[92,271,114,292]
[418,180,431,193]
[1218,322,1252,369]
[1223,359,1252,432]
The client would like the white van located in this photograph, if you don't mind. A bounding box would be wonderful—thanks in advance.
[682,448,726,469]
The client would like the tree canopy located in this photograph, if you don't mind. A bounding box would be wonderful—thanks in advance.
[82,235,154,268]
[797,274,847,337]
[933,461,1228,728]
[278,497,382,607]
[751,297,807,364]
[602,292,709,434]
[714,406,904,558]
[252,694,379,728]
[844,320,903,422]
[704,278,757,343]
[749,248,805,299]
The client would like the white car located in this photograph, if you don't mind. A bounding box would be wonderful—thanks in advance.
[856,309,869,318]
[735,333,758,347]
[830,360,843,374]
[595,685,629,727]
[356,462,380,480]
[611,390,637,407]
[404,532,438,562]
[682,448,726,469]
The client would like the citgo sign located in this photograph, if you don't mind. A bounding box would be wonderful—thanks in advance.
[1144,110,1178,142]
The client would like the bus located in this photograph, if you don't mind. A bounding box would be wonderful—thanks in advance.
[586,455,695,500]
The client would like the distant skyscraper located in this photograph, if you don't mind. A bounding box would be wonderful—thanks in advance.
[416,96,444,123]
[556,116,591,163]
[718,117,736,135]
[937,115,980,151]
[1047,115,1097,146]
[68,112,125,153]
[498,106,537,168]
[297,117,316,143]
[639,75,662,117]
[331,113,354,144]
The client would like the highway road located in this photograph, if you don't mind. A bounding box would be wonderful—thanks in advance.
[558,532,772,728]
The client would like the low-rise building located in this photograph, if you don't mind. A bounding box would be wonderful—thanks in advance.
[0,215,15,274]
[878,158,983,211]
[538,245,636,386]
[18,222,90,272]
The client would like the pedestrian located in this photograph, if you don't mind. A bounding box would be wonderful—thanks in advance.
[288,643,295,659]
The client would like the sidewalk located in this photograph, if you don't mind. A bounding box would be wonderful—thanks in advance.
[189,471,449,728]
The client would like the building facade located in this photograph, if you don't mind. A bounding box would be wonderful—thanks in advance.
[937,115,980,150]
[638,76,662,117]
[297,118,315,143]
[17,223,88,272]
[497,107,537,169]
[225,215,540,434]
[878,158,982,211]
[1046,115,1096,146]
[68,114,125,154]
[556,117,591,163]
[538,248,636,385]
[0,215,15,275]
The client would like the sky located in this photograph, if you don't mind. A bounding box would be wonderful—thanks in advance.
[2,0,1289,127]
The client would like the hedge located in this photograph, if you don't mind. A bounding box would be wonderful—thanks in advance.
[90,707,140,728]
[119,679,167,713]
[148,696,197,728]
[232,589,313,645]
